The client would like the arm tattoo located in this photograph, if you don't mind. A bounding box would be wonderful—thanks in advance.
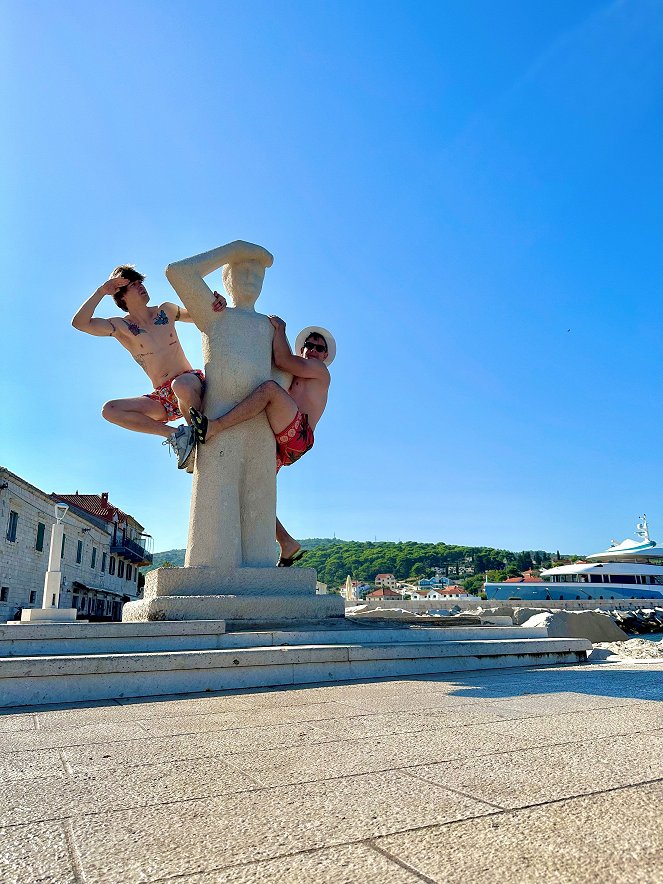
[108,319,117,337]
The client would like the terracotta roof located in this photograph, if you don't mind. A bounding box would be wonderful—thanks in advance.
[504,576,544,584]
[367,588,401,598]
[52,493,131,526]
[375,573,395,579]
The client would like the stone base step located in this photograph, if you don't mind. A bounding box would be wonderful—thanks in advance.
[0,636,590,708]
[0,621,550,658]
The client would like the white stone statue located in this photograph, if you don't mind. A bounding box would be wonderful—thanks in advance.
[122,240,344,624]
[164,240,282,569]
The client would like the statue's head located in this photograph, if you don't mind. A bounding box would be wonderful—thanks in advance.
[221,260,266,308]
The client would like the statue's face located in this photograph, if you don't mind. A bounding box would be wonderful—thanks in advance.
[223,260,265,308]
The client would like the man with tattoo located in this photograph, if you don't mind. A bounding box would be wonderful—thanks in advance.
[72,265,226,470]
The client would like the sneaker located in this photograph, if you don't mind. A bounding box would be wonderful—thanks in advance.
[163,425,196,470]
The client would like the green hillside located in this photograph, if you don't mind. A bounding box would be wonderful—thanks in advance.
[144,538,565,589]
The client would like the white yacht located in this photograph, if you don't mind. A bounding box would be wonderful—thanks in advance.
[485,516,663,601]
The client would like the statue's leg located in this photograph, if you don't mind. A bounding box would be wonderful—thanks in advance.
[239,414,279,567]
[186,431,243,569]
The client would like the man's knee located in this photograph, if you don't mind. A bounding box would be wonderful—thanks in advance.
[260,380,280,398]
[171,374,201,400]
[101,400,120,421]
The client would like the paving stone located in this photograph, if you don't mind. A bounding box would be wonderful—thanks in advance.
[408,730,663,808]
[0,749,65,781]
[1,820,76,883]
[61,722,330,774]
[68,770,493,882]
[311,705,514,740]
[135,701,365,738]
[38,694,253,726]
[0,720,153,752]
[486,692,650,718]
[176,842,423,883]
[231,725,526,787]
[0,713,35,733]
[479,703,663,744]
[375,781,663,884]
[0,756,259,826]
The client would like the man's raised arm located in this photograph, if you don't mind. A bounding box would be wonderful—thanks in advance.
[165,240,273,330]
[269,316,329,380]
[71,278,125,336]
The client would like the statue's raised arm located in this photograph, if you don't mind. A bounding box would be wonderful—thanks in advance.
[165,240,274,329]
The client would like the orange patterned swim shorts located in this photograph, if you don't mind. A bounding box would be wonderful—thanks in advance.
[144,369,205,421]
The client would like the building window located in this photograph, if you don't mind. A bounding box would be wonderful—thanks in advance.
[0,587,8,602]
[101,552,107,573]
[61,534,66,558]
[126,564,132,581]
[76,540,83,564]
[91,547,97,569]
[118,560,125,579]
[72,595,79,609]
[36,522,46,552]
[109,556,116,576]
[29,590,37,604]
[6,511,18,542]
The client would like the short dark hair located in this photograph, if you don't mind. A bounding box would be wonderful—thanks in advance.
[303,332,327,351]
[110,265,145,311]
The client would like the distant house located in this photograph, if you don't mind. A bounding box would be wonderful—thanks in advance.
[418,576,449,588]
[366,587,401,600]
[374,573,398,591]
[504,576,544,584]
[410,588,446,600]
[411,585,472,600]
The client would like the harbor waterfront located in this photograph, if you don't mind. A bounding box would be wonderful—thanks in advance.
[486,517,663,602]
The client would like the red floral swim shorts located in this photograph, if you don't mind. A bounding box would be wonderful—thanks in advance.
[275,411,314,472]
[144,369,205,421]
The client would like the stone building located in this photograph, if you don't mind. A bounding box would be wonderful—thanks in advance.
[374,573,398,591]
[0,467,152,622]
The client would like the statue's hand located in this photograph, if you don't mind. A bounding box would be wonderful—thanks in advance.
[269,315,286,333]
[212,291,227,313]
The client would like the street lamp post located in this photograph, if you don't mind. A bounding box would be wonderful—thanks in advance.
[13,502,79,624]
[42,502,69,609]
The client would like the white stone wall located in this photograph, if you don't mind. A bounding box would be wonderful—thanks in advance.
[0,471,141,622]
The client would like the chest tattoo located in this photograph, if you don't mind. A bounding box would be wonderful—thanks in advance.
[153,310,169,326]
[123,319,146,336]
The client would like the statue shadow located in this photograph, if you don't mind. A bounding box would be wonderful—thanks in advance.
[411,662,663,704]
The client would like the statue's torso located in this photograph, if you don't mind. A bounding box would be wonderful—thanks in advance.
[202,309,273,416]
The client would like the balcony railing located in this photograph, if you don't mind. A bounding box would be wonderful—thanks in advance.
[111,534,153,565]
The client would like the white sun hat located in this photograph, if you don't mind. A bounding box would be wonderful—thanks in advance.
[294,326,336,365]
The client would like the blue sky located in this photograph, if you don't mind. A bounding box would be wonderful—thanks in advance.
[3,0,662,555]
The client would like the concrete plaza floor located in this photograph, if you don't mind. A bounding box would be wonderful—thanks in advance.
[1,660,662,883]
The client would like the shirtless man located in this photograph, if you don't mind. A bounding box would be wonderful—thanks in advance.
[72,265,226,469]
[190,319,335,565]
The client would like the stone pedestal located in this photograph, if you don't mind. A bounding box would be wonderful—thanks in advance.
[123,565,345,627]
[16,607,78,624]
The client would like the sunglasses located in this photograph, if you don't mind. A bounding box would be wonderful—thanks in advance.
[303,341,327,353]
